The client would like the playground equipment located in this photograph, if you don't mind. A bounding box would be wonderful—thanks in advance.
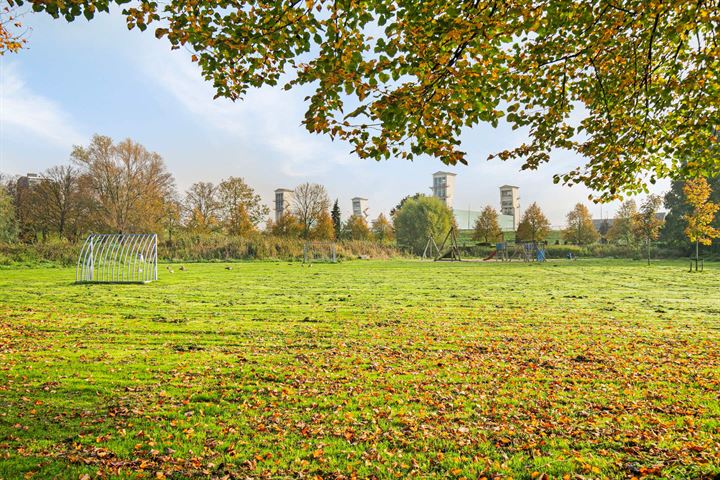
[421,237,440,260]
[484,242,509,261]
[536,244,546,262]
[435,226,461,261]
[76,233,158,283]
[483,250,497,261]
[512,242,547,262]
[497,242,510,261]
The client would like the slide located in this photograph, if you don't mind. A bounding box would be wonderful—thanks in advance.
[483,250,497,261]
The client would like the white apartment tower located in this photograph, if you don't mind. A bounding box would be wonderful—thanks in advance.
[499,185,520,230]
[274,188,294,222]
[431,171,457,208]
[352,197,368,218]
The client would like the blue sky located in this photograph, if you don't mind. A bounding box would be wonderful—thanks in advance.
[0,9,668,226]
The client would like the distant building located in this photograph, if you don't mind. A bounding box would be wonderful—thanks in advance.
[15,173,42,212]
[274,188,294,222]
[17,173,41,190]
[352,197,368,218]
[454,209,515,233]
[499,185,520,230]
[433,174,517,234]
[431,171,456,208]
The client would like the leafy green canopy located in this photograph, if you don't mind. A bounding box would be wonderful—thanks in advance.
[16,0,720,200]
[394,195,454,254]
[563,203,599,245]
[663,176,720,253]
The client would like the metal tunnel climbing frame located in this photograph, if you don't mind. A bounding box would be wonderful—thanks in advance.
[76,233,158,283]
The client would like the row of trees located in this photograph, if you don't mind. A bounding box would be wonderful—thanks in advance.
[470,180,720,260]
[472,197,668,247]
[266,184,395,243]
[2,135,177,242]
[0,134,397,245]
[2,135,187,242]
[2,134,718,258]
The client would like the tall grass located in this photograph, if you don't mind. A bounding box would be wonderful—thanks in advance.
[0,232,702,267]
[0,237,79,267]
[0,233,404,267]
[161,233,402,262]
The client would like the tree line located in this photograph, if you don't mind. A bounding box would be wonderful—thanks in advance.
[265,185,394,243]
[0,135,397,245]
[471,178,719,260]
[1,134,718,259]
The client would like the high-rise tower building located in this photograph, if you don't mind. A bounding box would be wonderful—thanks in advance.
[352,197,368,218]
[274,188,294,222]
[499,185,520,230]
[431,171,456,208]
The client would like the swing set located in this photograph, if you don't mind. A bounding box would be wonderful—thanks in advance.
[421,226,462,261]
[422,229,549,263]
[435,226,461,261]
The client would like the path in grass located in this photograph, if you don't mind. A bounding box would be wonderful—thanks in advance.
[0,260,718,479]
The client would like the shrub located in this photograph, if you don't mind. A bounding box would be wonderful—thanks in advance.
[0,237,78,267]
[457,242,685,260]
[0,233,405,266]
[394,196,454,254]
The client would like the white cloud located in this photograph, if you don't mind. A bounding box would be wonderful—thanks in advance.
[140,46,352,178]
[148,52,249,134]
[0,62,85,147]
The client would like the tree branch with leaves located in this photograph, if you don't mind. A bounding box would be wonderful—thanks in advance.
[14,0,720,200]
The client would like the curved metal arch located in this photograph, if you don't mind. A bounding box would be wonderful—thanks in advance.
[76,235,92,282]
[122,234,140,282]
[135,234,153,282]
[119,234,139,282]
[144,234,158,283]
[140,235,153,283]
[96,235,112,282]
[131,234,146,282]
[75,233,158,284]
[136,235,150,283]
[109,235,124,282]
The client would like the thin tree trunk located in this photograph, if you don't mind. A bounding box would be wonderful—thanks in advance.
[647,239,650,266]
[696,239,699,262]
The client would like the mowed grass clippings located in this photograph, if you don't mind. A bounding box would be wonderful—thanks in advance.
[0,260,718,479]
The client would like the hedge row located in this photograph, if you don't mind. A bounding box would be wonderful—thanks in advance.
[0,234,403,267]
[458,243,687,260]
[0,236,705,268]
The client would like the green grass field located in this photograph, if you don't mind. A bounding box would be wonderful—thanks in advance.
[1,260,719,479]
